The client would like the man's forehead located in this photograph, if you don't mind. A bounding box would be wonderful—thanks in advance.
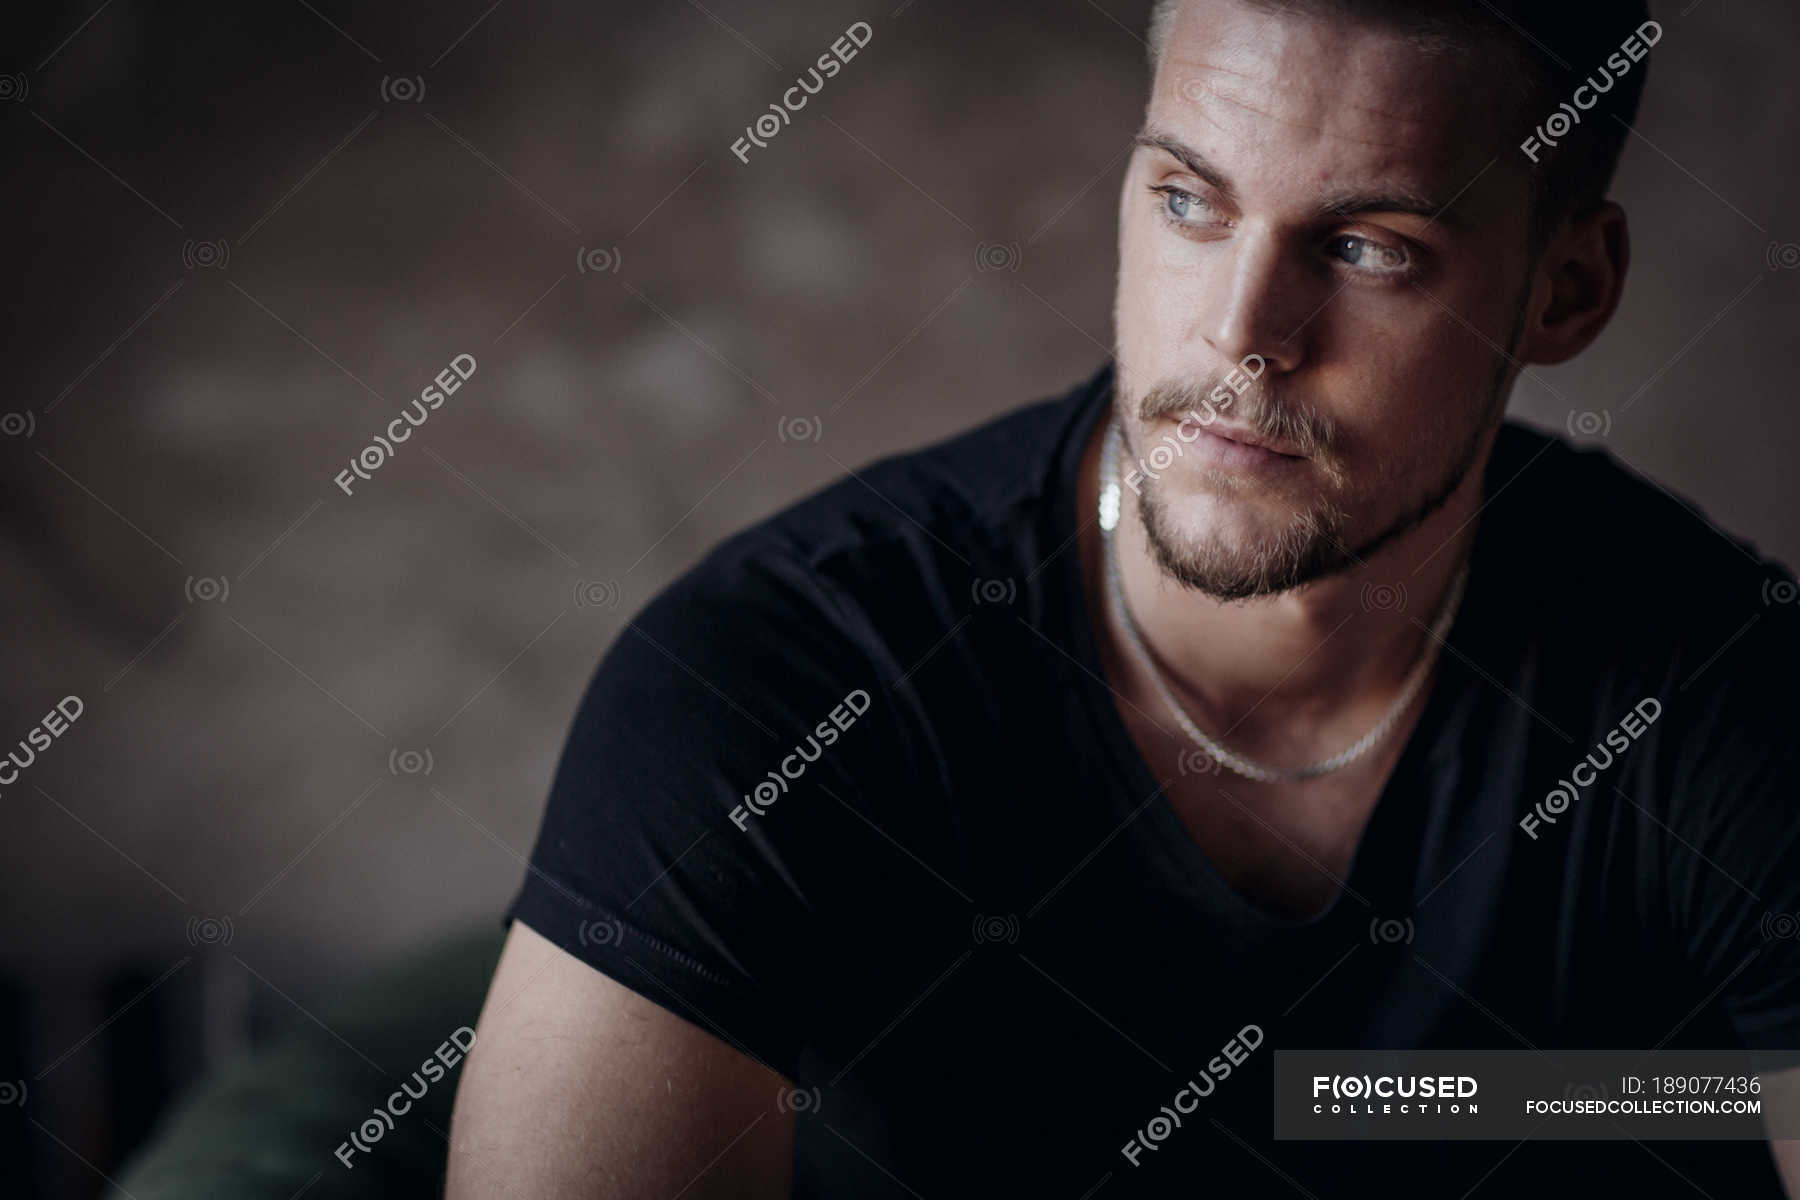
[1150,2,1515,199]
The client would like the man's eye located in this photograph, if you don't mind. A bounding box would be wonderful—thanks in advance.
[1151,185,1213,226]
[1330,234,1410,275]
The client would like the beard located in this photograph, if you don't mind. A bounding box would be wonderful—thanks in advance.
[1115,308,1522,602]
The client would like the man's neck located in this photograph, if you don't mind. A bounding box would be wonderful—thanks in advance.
[1076,409,1493,745]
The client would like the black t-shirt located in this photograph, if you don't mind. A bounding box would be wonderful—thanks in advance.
[507,363,1800,1197]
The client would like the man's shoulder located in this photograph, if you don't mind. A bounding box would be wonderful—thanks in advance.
[632,366,1104,652]
[672,368,1103,603]
[746,369,1102,571]
[1488,417,1793,605]
[1484,417,1800,695]
[578,371,1106,785]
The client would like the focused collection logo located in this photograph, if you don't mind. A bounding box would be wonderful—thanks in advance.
[1310,1073,1480,1117]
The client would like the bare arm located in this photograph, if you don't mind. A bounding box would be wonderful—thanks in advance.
[446,921,795,1199]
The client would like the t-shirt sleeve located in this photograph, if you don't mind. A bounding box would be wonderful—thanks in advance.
[503,531,901,1082]
[1664,600,1800,1056]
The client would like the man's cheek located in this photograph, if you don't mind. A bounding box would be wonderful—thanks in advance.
[1114,266,1167,347]
[1119,213,1163,281]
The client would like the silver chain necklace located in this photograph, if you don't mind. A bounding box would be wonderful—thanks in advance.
[1097,416,1469,783]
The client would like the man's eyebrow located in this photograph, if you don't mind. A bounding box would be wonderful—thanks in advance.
[1316,186,1463,229]
[1132,127,1466,230]
[1132,130,1238,207]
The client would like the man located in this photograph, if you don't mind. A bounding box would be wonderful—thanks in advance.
[448,1,1800,1195]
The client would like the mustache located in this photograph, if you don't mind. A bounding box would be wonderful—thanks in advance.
[1136,371,1338,460]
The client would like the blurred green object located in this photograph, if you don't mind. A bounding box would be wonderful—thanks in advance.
[113,926,504,1200]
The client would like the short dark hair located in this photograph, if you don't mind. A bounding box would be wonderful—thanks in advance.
[1145,0,1655,248]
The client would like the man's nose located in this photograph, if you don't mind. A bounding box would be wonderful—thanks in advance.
[1202,230,1305,375]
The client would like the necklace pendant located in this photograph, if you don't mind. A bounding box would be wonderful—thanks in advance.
[1098,419,1122,533]
[1098,478,1120,533]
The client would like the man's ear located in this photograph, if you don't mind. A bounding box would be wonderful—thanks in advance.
[1519,201,1630,366]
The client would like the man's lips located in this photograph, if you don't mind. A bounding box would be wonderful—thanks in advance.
[1158,416,1304,459]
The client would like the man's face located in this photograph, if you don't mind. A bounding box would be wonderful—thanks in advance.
[1113,0,1538,600]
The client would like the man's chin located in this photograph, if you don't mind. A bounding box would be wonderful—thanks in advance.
[1150,479,1300,537]
[1138,488,1351,600]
